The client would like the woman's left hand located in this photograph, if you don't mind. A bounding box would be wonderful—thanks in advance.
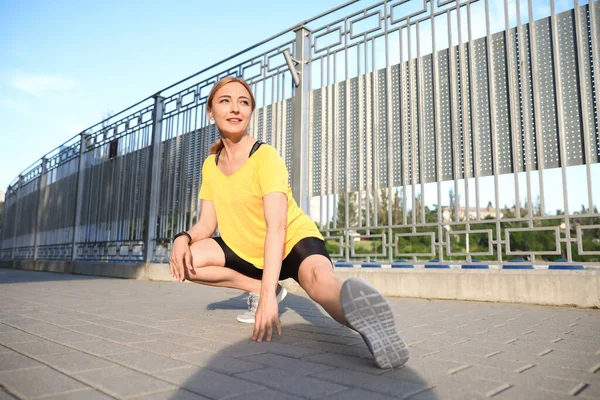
[252,294,281,342]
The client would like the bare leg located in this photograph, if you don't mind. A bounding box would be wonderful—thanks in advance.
[185,238,262,294]
[297,255,345,324]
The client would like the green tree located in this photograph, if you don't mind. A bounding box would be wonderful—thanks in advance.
[392,189,403,224]
[377,189,389,226]
[336,192,358,228]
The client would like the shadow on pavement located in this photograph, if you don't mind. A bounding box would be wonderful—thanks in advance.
[172,291,435,399]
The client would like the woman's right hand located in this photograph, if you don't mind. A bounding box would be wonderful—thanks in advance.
[169,237,193,282]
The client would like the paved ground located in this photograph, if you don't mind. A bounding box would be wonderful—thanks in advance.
[0,269,598,400]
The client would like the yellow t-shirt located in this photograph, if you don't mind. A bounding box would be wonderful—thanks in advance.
[199,144,323,269]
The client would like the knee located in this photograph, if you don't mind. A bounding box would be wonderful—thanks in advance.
[301,263,333,300]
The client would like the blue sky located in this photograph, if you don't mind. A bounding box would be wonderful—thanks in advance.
[0,0,345,192]
[0,0,596,215]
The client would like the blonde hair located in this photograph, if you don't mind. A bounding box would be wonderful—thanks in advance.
[207,76,256,154]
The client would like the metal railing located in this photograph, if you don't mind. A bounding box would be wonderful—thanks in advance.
[1,0,599,267]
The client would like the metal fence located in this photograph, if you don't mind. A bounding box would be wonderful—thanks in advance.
[1,0,599,267]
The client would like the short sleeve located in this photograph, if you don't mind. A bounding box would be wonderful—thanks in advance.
[199,157,214,200]
[257,146,289,197]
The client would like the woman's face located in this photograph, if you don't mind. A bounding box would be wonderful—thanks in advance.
[209,82,253,138]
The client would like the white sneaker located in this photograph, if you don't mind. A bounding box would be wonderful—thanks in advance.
[236,284,288,323]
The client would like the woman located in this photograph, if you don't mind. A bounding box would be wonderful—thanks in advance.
[169,76,409,369]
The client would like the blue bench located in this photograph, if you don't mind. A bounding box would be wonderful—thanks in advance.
[549,259,584,270]
[462,259,490,269]
[425,259,450,269]
[362,259,382,268]
[334,259,353,268]
[503,259,533,269]
[391,259,414,268]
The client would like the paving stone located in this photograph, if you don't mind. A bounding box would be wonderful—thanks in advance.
[579,382,600,400]
[15,322,67,335]
[237,341,324,359]
[406,387,488,400]
[70,324,146,343]
[302,352,390,375]
[321,388,398,399]
[75,365,175,398]
[314,367,431,398]
[128,340,201,356]
[67,340,137,356]
[133,389,210,399]
[38,351,117,373]
[494,384,579,400]
[0,331,38,345]
[227,389,305,400]
[240,352,335,376]
[0,387,18,400]
[235,367,348,399]
[0,325,17,334]
[37,389,116,399]
[0,351,43,371]
[0,366,87,398]
[41,331,99,344]
[106,350,190,373]
[172,351,258,374]
[155,365,266,399]
[7,338,74,356]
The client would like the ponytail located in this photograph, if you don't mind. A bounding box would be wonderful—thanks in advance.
[210,139,224,155]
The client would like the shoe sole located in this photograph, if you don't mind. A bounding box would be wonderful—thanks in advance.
[237,315,255,323]
[340,277,409,369]
[236,286,288,324]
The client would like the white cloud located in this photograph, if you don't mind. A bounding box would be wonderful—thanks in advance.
[8,72,75,96]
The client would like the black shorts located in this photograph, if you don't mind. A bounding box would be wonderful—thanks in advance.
[213,236,331,283]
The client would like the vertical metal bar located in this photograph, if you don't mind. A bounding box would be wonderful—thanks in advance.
[528,0,546,216]
[327,54,334,233]
[344,23,351,260]
[458,2,472,231]
[516,0,534,223]
[485,0,503,262]
[417,21,426,226]
[505,0,521,219]
[400,27,408,226]
[371,38,378,232]
[573,0,594,212]
[72,134,89,261]
[384,7,394,261]
[291,26,312,213]
[144,96,165,263]
[467,3,482,221]
[449,11,460,223]
[550,0,572,259]
[432,4,444,261]
[33,158,47,260]
[408,22,417,228]
[589,2,600,177]
[11,175,23,260]
[365,42,372,232]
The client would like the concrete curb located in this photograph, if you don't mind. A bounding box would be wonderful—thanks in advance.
[1,260,598,308]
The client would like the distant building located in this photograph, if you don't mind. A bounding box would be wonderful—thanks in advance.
[441,204,503,222]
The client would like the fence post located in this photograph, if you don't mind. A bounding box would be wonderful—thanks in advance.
[290,26,312,214]
[71,133,89,261]
[144,95,165,264]
[11,175,24,260]
[33,158,47,260]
